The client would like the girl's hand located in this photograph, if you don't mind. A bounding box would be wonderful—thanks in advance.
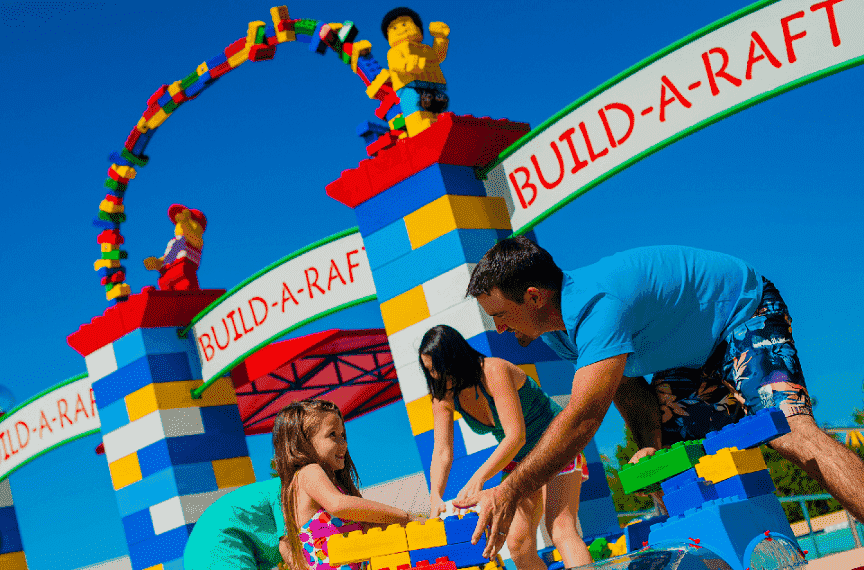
[430,495,447,518]
[408,512,428,523]
[629,447,657,464]
[455,479,484,513]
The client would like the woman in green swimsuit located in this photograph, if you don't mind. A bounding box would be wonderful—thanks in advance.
[418,325,592,570]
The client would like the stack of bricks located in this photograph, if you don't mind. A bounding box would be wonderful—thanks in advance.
[0,478,27,570]
[67,288,257,570]
[618,408,806,570]
[328,513,502,570]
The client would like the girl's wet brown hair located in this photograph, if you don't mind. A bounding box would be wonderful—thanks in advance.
[273,399,362,570]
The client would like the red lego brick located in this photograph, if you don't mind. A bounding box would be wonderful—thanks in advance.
[124,127,142,152]
[326,114,530,208]
[277,19,296,33]
[413,557,456,570]
[209,61,232,80]
[224,37,247,58]
[66,287,226,356]
[249,44,277,61]
[104,194,123,205]
[266,35,279,47]
[366,131,402,157]
[172,91,188,105]
[107,167,130,185]
[97,229,124,245]
[374,92,401,120]
[146,85,168,108]
[142,103,161,121]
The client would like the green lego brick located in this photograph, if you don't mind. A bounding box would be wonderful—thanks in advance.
[254,25,267,44]
[97,210,127,224]
[588,537,611,561]
[162,99,179,114]
[619,440,706,494]
[391,115,406,131]
[180,71,199,89]
[339,51,351,65]
[120,148,149,167]
[294,19,317,36]
[101,250,128,260]
[104,178,128,192]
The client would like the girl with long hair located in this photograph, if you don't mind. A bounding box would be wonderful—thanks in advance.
[419,325,592,569]
[273,399,424,570]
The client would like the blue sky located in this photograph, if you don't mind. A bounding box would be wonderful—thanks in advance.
[1,0,862,540]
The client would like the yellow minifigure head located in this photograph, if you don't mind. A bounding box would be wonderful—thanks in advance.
[382,7,423,45]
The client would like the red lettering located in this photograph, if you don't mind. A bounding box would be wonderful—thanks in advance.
[659,75,692,122]
[281,282,300,311]
[74,394,90,423]
[198,333,215,361]
[508,167,537,209]
[810,0,843,47]
[579,121,608,161]
[0,432,11,459]
[39,410,53,438]
[346,251,360,283]
[529,142,565,189]
[212,320,230,350]
[249,297,268,326]
[327,259,347,290]
[237,306,254,334]
[226,310,243,341]
[305,267,325,298]
[746,31,782,80]
[558,128,589,174]
[90,388,97,418]
[702,48,742,96]
[598,103,634,148]
[781,11,807,63]
[58,398,72,428]
[15,422,29,450]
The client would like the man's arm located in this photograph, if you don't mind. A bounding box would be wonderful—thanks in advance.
[454,354,628,557]
[614,375,662,450]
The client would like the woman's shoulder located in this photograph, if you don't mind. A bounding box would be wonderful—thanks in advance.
[483,357,526,386]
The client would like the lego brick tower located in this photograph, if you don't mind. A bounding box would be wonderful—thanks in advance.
[0,478,27,570]
[67,288,257,570]
[328,113,621,541]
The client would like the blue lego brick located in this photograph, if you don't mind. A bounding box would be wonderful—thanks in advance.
[98,397,131,433]
[91,352,194,408]
[355,164,487,237]
[264,24,275,37]
[309,22,327,54]
[96,265,126,278]
[713,469,775,500]
[92,218,122,230]
[414,422,467,470]
[157,91,173,108]
[442,512,481,544]
[185,73,212,98]
[162,558,184,570]
[112,327,198,371]
[356,53,383,83]
[109,150,135,167]
[128,523,194,570]
[409,535,489,568]
[662,477,718,517]
[583,439,602,465]
[357,121,389,144]
[417,448,501,502]
[373,228,511,303]
[295,31,311,44]
[131,128,155,156]
[660,467,698,495]
[579,461,611,501]
[647,494,798,570]
[363,218,412,271]
[0,523,23,554]
[538,545,556,564]
[578,496,621,540]
[624,515,668,553]
[466,330,559,365]
[384,103,403,123]
[0,507,18,531]
[122,508,156,546]
[702,407,790,455]
[115,468,184,517]
[530,360,575,398]
[206,53,227,70]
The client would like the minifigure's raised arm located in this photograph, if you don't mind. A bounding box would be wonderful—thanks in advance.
[429,22,449,63]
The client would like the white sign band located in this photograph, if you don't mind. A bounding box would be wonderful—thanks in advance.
[486,0,864,232]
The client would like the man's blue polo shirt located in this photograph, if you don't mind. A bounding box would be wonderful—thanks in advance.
[541,246,763,377]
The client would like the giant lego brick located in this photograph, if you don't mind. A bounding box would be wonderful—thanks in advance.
[380,286,431,336]
[112,326,200,371]
[619,440,706,494]
[328,524,409,565]
[442,513,482,545]
[327,114,530,209]
[409,537,489,569]
[695,447,766,484]
[0,551,27,570]
[102,407,207,464]
[114,463,222,517]
[661,476,718,517]
[578,496,622,541]
[67,288,226,357]
[406,518,447,550]
[92,352,194,408]
[579,461,611,501]
[624,515,668,553]
[702,407,790,455]
[466,331,560,370]
[713,469,775,500]
[124,376,237,421]
[364,218,413,270]
[403,195,511,250]
[415,424,468,469]
[127,523,195,570]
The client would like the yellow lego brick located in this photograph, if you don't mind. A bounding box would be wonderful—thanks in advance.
[694,447,767,484]
[405,395,434,436]
[327,524,409,565]
[0,551,28,570]
[247,20,266,44]
[213,456,256,489]
[515,364,539,386]
[101,243,120,253]
[106,283,131,301]
[403,196,511,250]
[609,534,627,557]
[352,39,372,74]
[270,6,295,42]
[100,199,125,214]
[94,259,121,271]
[111,164,137,180]
[109,451,143,490]
[167,80,183,97]
[406,518,447,550]
[370,550,411,570]
[124,377,237,422]
[379,286,430,335]
[197,62,209,75]
[136,117,150,133]
[552,549,562,561]
[145,108,170,129]
[228,46,250,68]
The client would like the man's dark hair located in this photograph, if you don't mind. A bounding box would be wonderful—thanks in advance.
[466,236,564,303]
[381,7,423,39]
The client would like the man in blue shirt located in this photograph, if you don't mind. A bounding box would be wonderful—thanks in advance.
[454,236,864,558]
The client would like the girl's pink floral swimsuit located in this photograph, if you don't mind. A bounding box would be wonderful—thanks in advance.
[298,508,366,570]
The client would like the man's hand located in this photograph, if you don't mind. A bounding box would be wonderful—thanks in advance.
[455,479,483,514]
[452,484,517,559]
[429,22,450,38]
[629,447,658,464]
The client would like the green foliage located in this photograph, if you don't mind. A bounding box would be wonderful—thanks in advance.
[761,444,840,523]
[605,427,655,524]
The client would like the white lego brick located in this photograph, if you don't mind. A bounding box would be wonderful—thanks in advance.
[395,362,430,403]
[150,488,236,535]
[422,263,476,317]
[482,164,517,218]
[85,343,118,382]
[0,478,12,507]
[387,297,495,372]
[103,408,205,464]
[457,417,498,454]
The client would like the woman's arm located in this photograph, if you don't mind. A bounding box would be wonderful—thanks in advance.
[296,464,421,524]
[430,395,455,514]
[464,359,527,488]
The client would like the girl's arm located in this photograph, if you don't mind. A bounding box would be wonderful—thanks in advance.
[296,464,421,525]
[430,395,456,516]
[461,359,527,493]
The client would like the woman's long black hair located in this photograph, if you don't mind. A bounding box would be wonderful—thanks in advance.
[418,325,485,401]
